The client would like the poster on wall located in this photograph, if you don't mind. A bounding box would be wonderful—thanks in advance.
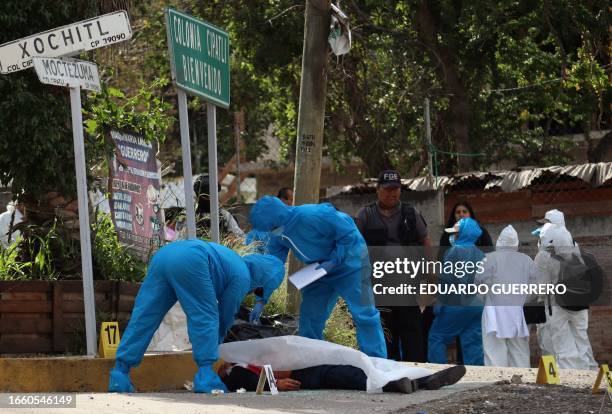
[109,129,164,261]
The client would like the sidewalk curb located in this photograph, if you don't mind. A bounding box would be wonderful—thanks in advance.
[0,352,197,392]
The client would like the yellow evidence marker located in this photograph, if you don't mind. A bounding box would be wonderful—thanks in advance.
[536,355,560,385]
[98,321,121,358]
[592,364,612,395]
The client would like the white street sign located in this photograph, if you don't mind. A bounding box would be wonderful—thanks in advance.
[0,10,131,74]
[33,57,101,92]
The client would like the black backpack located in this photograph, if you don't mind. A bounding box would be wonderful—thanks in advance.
[553,248,603,311]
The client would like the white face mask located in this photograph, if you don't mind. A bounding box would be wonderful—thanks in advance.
[271,226,285,236]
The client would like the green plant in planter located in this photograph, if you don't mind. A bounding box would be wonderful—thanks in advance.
[0,242,30,280]
[91,213,146,282]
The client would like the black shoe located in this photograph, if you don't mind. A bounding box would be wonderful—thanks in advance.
[416,365,466,390]
[383,377,419,394]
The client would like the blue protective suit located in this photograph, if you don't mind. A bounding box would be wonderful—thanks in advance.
[243,253,285,303]
[249,196,386,358]
[428,218,485,365]
[109,240,271,393]
[245,229,289,263]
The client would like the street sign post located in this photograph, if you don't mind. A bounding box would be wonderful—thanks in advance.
[0,11,132,74]
[33,57,101,92]
[33,57,102,357]
[165,8,230,242]
[2,12,132,356]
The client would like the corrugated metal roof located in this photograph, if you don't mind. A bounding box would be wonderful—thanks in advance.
[335,162,612,195]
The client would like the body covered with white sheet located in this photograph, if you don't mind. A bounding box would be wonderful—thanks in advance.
[219,335,431,393]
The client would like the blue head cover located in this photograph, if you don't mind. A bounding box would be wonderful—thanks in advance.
[249,196,295,232]
[243,253,285,302]
[453,217,482,246]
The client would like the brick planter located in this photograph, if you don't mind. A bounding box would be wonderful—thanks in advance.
[0,281,140,354]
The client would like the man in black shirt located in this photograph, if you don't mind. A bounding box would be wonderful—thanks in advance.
[355,170,430,362]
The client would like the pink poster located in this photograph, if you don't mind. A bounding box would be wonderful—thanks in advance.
[109,129,164,261]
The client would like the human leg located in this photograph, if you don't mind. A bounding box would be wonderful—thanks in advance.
[568,309,598,370]
[337,269,387,358]
[507,336,531,368]
[458,308,484,366]
[110,257,177,392]
[428,308,461,364]
[483,332,508,367]
[398,306,425,362]
[169,261,227,393]
[298,280,338,340]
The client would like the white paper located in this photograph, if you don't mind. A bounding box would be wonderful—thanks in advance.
[288,263,327,290]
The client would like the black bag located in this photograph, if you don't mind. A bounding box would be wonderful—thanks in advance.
[553,248,603,311]
[523,300,549,324]
[223,306,298,343]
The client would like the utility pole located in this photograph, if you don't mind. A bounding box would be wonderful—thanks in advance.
[286,0,331,314]
[424,97,433,180]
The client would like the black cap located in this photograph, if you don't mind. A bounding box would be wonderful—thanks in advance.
[377,170,401,188]
[194,174,221,196]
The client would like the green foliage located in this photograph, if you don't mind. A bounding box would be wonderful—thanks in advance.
[0,1,99,198]
[84,76,173,145]
[0,220,81,281]
[0,243,30,280]
[91,213,147,282]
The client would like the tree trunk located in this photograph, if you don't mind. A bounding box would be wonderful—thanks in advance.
[416,0,473,173]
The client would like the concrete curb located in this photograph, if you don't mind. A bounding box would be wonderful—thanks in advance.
[0,352,197,392]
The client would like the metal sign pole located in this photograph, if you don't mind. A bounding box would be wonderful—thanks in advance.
[177,89,197,239]
[207,104,220,243]
[69,86,97,356]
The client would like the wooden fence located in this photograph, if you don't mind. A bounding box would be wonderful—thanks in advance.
[0,281,140,354]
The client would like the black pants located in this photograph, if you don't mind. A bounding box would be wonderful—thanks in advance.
[224,364,410,392]
[223,365,368,391]
[379,306,425,362]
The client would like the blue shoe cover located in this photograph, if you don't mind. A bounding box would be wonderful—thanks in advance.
[108,368,135,392]
[193,365,228,393]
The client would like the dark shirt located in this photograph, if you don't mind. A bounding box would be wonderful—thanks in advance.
[355,203,428,245]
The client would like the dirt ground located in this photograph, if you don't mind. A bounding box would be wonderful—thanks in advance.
[397,383,612,414]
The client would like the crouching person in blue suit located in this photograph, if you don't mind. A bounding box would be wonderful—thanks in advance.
[108,239,284,393]
[428,217,485,365]
[249,196,386,358]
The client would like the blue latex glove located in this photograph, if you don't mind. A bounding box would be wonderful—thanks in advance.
[193,365,229,393]
[249,299,265,325]
[108,361,135,393]
[315,260,336,274]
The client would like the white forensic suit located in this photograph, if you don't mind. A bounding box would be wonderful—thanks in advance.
[0,203,23,248]
[476,225,538,367]
[535,225,598,370]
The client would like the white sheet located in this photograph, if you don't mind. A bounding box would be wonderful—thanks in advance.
[219,335,432,393]
[147,303,191,352]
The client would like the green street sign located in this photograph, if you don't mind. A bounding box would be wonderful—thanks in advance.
[165,8,230,108]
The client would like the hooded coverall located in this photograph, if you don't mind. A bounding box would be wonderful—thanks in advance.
[249,196,386,358]
[428,218,485,365]
[476,225,538,367]
[535,225,598,370]
[109,240,280,393]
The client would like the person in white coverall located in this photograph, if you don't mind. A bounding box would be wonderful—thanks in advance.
[532,209,566,357]
[0,201,24,248]
[476,225,539,367]
[535,224,598,370]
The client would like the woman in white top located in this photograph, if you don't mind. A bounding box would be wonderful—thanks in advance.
[476,225,539,367]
